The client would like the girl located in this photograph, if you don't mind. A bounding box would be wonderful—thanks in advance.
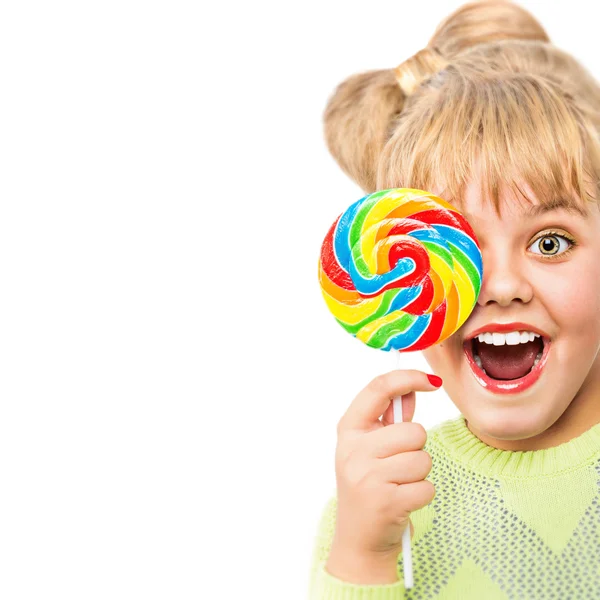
[310,1,600,598]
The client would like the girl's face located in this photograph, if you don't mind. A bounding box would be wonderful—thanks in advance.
[422,178,600,450]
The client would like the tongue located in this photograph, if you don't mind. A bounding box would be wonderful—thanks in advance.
[476,339,541,380]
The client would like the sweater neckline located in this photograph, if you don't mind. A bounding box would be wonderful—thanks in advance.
[430,414,600,478]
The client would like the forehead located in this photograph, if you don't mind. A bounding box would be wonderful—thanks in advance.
[455,178,592,223]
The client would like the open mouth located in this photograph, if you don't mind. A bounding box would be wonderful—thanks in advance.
[462,335,551,394]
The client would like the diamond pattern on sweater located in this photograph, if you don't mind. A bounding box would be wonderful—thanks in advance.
[398,450,600,599]
[499,466,600,555]
[438,558,507,600]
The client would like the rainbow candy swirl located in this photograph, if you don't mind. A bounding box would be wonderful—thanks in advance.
[318,188,483,352]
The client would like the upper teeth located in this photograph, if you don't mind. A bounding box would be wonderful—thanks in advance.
[476,331,540,345]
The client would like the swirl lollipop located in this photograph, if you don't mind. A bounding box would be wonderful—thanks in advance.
[318,188,482,588]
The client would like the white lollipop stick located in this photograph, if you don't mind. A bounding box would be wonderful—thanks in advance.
[392,350,413,590]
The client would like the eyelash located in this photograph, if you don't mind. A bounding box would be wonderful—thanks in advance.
[529,230,578,261]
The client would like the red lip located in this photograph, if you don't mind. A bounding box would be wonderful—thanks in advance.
[464,322,551,343]
[462,336,551,394]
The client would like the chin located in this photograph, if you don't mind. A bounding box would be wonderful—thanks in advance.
[464,409,550,442]
[465,411,544,441]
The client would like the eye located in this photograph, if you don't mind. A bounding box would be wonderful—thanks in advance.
[527,232,575,258]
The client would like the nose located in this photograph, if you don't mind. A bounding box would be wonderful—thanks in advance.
[476,246,533,307]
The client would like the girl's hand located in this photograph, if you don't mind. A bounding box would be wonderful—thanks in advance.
[325,370,440,583]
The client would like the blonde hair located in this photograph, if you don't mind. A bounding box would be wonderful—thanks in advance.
[323,0,600,215]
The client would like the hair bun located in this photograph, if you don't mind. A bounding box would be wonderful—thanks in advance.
[395,47,448,96]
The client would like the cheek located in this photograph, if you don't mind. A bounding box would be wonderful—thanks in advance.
[422,342,455,371]
[540,259,600,337]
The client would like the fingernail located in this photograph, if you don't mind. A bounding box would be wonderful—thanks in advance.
[427,374,443,387]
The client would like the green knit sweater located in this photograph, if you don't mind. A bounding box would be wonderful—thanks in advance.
[309,414,600,599]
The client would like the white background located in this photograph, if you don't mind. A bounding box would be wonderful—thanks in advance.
[0,1,598,598]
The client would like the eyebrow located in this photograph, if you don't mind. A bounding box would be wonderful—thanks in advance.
[464,198,588,221]
[523,198,588,217]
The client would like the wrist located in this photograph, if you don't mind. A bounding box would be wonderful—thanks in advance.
[325,545,400,585]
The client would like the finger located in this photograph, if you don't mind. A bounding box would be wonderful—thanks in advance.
[362,422,428,458]
[376,450,432,483]
[338,370,440,433]
[381,391,415,426]
[394,480,436,515]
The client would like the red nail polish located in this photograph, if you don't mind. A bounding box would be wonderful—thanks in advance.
[427,374,443,387]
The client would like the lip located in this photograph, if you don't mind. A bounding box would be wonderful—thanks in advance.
[464,322,551,345]
[462,336,552,395]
